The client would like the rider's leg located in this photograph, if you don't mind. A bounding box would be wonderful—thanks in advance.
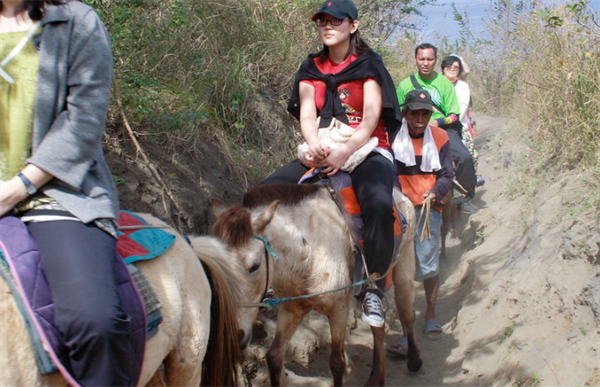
[27,220,134,387]
[260,159,310,185]
[351,152,396,290]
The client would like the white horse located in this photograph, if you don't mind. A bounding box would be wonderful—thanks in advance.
[0,213,246,387]
[212,183,423,386]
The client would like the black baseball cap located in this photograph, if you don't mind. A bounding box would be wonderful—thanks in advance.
[312,0,358,21]
[403,89,434,111]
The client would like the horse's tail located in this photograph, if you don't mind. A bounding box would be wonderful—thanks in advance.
[192,236,243,387]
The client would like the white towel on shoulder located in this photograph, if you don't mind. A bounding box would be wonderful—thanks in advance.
[393,119,441,172]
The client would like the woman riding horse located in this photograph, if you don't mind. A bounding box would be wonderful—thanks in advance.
[0,0,132,384]
[260,0,403,329]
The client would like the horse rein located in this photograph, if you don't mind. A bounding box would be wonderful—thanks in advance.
[417,196,433,242]
[252,235,278,308]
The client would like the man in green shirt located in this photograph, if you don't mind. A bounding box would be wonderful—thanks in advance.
[397,43,479,214]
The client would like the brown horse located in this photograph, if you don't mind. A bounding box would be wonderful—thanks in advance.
[212,183,422,386]
[0,213,245,387]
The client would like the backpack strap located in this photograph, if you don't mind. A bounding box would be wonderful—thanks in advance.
[409,74,422,90]
[409,75,446,115]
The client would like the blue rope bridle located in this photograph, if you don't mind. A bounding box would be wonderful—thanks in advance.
[245,235,376,309]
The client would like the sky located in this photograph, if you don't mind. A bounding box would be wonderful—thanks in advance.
[416,0,600,42]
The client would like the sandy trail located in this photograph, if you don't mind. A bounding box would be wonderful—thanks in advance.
[242,114,600,387]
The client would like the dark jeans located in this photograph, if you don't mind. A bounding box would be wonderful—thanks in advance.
[262,153,396,291]
[27,220,133,387]
[446,124,477,199]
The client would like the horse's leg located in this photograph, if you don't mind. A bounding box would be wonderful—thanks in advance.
[392,244,423,373]
[365,325,386,387]
[326,297,349,386]
[267,303,307,386]
[165,245,211,387]
[145,366,167,387]
[440,191,453,260]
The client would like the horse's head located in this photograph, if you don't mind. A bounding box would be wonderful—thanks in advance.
[210,198,279,349]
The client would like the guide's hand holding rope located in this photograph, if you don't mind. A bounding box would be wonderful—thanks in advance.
[417,192,435,243]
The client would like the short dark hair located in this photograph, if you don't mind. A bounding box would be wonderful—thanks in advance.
[441,55,463,77]
[415,43,438,58]
[1,0,73,21]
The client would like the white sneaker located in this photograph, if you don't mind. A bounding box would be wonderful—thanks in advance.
[361,291,385,328]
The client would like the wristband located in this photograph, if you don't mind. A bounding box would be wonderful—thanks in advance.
[17,172,38,195]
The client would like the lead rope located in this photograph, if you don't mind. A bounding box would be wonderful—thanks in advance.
[417,195,433,243]
[253,235,278,305]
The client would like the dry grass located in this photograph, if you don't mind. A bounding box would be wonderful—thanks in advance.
[93,0,600,184]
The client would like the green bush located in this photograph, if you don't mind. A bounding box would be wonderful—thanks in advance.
[458,1,600,170]
[90,0,599,183]
[88,0,427,182]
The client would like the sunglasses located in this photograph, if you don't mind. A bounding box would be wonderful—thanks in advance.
[315,18,346,27]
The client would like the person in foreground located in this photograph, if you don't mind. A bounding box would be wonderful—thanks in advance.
[397,43,479,215]
[388,89,453,354]
[0,0,134,385]
[261,0,403,328]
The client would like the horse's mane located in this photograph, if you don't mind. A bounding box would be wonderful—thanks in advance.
[243,183,323,209]
[211,205,254,248]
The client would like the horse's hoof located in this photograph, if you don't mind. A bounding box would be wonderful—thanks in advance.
[407,358,423,372]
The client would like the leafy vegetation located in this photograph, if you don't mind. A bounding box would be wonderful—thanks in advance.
[449,1,599,171]
[434,1,599,222]
[89,0,428,182]
[89,0,599,185]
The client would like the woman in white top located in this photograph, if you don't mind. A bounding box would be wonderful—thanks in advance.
[441,55,482,184]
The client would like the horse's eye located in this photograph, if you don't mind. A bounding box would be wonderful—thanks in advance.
[248,262,261,274]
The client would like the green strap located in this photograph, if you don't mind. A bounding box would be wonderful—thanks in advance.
[253,235,279,259]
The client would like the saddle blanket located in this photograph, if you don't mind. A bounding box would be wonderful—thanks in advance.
[0,211,175,386]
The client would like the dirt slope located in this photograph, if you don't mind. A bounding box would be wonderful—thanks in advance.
[105,128,246,235]
[241,114,600,387]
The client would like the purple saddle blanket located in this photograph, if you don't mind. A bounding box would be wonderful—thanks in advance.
[0,215,145,387]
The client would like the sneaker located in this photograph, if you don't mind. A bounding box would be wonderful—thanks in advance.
[461,200,479,215]
[362,291,385,328]
[476,173,485,187]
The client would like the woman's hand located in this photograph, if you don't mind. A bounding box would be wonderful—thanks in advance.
[306,142,329,162]
[0,165,53,217]
[322,145,351,176]
[0,177,28,217]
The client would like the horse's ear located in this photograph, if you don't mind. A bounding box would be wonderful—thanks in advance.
[210,198,228,218]
[254,200,280,234]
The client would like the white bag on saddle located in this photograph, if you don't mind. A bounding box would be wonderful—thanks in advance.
[297,117,379,173]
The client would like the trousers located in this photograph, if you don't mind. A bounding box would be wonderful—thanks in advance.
[414,207,442,281]
[445,123,477,199]
[27,220,133,387]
